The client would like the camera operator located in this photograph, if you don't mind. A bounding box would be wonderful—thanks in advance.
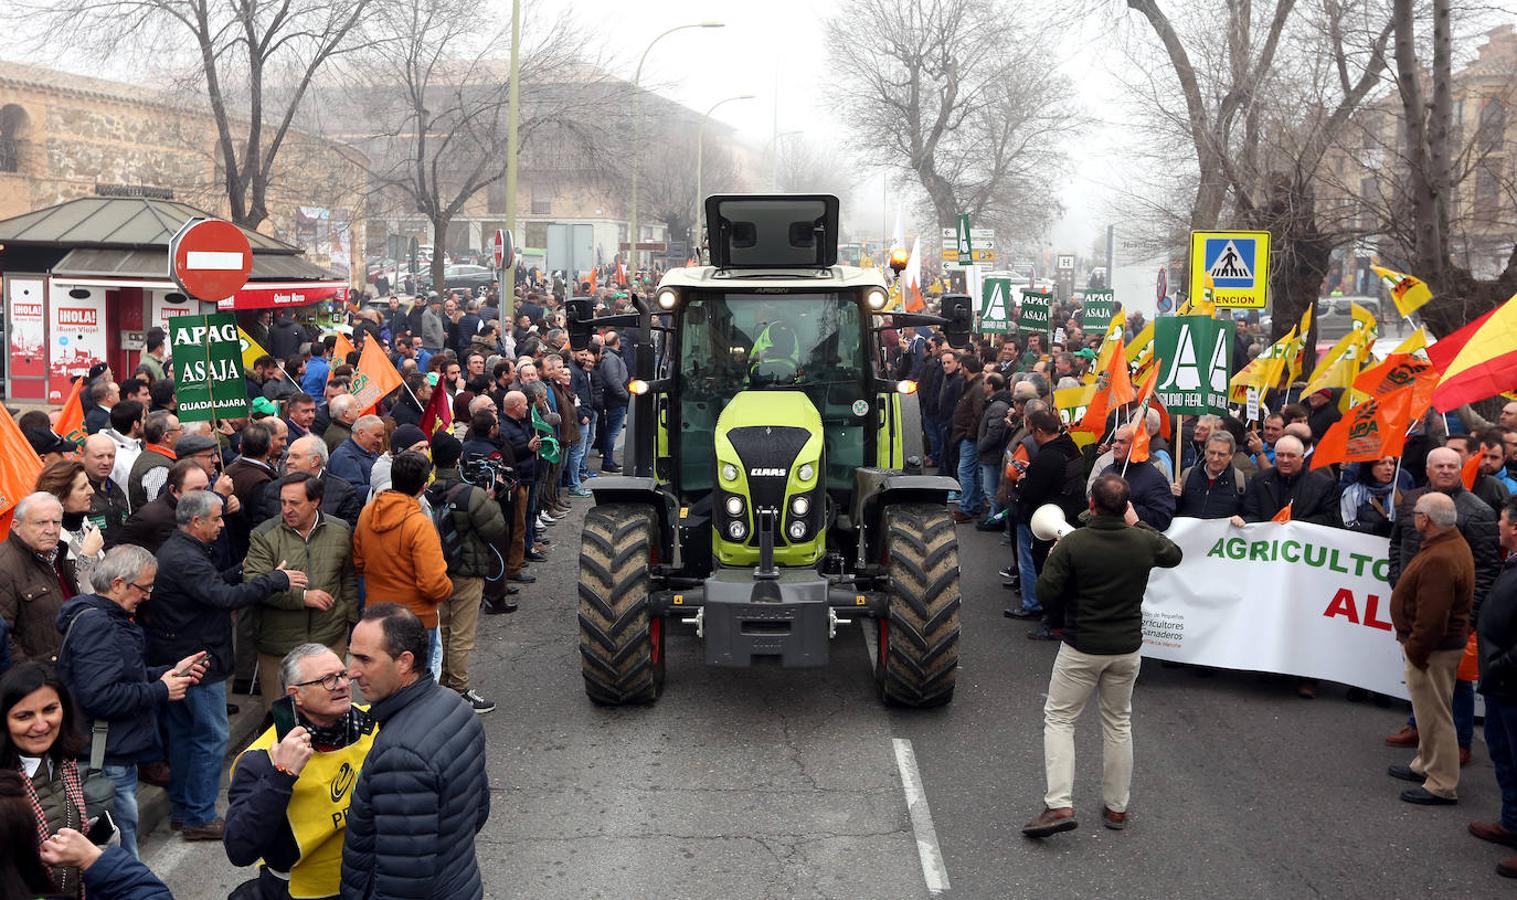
[461,409,520,615]
[426,432,506,714]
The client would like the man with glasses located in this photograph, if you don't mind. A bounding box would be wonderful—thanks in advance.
[225,643,376,899]
[56,545,207,857]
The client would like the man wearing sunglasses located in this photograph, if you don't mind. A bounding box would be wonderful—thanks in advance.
[225,643,376,900]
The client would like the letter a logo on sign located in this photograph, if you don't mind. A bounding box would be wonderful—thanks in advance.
[979,277,1011,333]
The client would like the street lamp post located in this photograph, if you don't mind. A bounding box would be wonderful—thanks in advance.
[769,129,802,191]
[502,0,521,322]
[629,21,724,283]
[696,94,755,246]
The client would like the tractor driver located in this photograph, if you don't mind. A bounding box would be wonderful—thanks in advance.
[750,319,802,385]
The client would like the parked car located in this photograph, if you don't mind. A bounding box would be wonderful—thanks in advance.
[1314,295,1383,346]
[417,264,497,293]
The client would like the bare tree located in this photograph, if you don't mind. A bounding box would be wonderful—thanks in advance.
[825,0,1074,236]
[22,0,373,229]
[640,129,746,253]
[774,138,857,197]
[336,0,617,290]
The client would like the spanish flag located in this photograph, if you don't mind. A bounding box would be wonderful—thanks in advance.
[1372,266,1434,318]
[1429,292,1517,412]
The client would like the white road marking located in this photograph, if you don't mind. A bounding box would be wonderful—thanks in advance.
[186,250,247,270]
[893,737,950,896]
[143,831,195,881]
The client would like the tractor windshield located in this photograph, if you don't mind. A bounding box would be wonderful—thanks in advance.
[677,292,869,494]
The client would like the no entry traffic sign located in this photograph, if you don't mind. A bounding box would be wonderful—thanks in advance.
[170,218,253,301]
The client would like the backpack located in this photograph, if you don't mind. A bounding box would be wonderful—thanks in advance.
[426,480,475,569]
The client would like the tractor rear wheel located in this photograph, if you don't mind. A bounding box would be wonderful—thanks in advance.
[578,504,665,705]
[878,504,961,707]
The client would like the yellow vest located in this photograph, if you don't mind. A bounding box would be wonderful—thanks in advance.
[235,713,378,899]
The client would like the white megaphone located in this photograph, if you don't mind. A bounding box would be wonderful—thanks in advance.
[1030,503,1076,542]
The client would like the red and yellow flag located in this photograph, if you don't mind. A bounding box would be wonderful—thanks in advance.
[1430,292,1517,412]
[56,377,86,448]
[419,379,453,438]
[0,403,44,541]
[350,338,403,413]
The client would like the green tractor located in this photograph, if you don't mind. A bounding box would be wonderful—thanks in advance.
[567,194,972,708]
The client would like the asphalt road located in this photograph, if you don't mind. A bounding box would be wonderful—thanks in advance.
[144,502,1511,898]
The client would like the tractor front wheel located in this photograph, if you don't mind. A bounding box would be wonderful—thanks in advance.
[578,504,665,705]
[878,503,961,707]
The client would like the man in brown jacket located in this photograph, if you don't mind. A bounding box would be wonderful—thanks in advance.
[0,493,74,663]
[1389,491,1475,805]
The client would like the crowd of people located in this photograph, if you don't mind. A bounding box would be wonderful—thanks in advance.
[886,294,1517,879]
[0,278,637,898]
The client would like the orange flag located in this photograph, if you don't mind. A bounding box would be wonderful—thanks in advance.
[1462,452,1483,491]
[1354,352,1439,422]
[350,338,403,413]
[0,403,44,541]
[1271,501,1293,524]
[56,377,87,448]
[1126,366,1160,463]
[331,332,357,369]
[1075,341,1137,436]
[1312,390,1415,469]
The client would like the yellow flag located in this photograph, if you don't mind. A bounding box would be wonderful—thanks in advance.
[1350,301,1378,340]
[1303,333,1368,396]
[1093,311,1128,373]
[1391,327,1428,356]
[1229,326,1296,402]
[237,327,269,371]
[1372,265,1434,318]
[1125,320,1154,359]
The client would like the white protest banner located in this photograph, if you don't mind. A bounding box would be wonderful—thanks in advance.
[1142,517,1407,698]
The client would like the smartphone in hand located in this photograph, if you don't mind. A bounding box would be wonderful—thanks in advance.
[270,696,298,741]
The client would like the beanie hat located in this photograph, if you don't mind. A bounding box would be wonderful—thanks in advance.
[430,430,463,468]
[392,424,428,452]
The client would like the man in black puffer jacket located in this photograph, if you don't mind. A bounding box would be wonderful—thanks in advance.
[342,604,488,900]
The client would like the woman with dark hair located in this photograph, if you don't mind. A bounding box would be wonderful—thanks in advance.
[34,460,104,594]
[0,662,93,897]
[1340,456,1401,536]
[0,769,174,899]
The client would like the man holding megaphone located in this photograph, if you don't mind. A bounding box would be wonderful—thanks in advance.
[1021,474,1184,839]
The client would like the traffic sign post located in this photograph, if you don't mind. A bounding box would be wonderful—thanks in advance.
[941,225,995,268]
[496,229,516,321]
[169,218,253,302]
[1188,230,1270,309]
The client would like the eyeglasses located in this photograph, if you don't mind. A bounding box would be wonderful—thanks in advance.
[294,672,351,691]
[128,581,154,595]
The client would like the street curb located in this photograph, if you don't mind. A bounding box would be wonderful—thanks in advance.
[138,691,269,835]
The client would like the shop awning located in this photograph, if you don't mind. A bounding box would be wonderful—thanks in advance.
[219,281,348,311]
[51,247,336,282]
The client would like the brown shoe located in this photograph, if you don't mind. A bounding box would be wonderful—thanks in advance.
[1470,821,1517,849]
[1460,746,1472,767]
[1499,855,1517,879]
[180,818,224,841]
[951,511,973,524]
[1021,806,1077,838]
[1102,806,1127,830]
[1384,726,1419,747]
[137,761,171,787]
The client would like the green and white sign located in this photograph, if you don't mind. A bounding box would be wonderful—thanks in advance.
[956,214,973,260]
[979,276,1013,333]
[1082,289,1117,332]
[170,312,249,422]
[1017,289,1052,338]
[1153,315,1234,415]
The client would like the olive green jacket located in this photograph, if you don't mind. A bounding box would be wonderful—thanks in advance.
[244,512,359,656]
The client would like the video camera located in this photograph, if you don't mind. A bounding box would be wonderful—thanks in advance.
[461,457,516,494]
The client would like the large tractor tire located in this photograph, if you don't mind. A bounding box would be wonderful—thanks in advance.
[878,504,961,707]
[578,504,665,705]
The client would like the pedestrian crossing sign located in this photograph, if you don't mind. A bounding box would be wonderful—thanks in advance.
[1188,230,1270,309]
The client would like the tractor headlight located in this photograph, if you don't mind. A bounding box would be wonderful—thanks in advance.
[797,463,815,483]
[721,463,738,483]
[727,519,748,541]
[788,521,807,540]
[866,287,888,310]
[657,288,678,310]
[790,495,810,517]
[725,495,745,517]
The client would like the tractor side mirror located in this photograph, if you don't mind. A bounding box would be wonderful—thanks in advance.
[939,293,973,349]
[565,297,595,350]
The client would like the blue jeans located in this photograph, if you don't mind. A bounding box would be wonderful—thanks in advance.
[1485,697,1517,831]
[924,414,943,463]
[578,417,597,479]
[1016,524,1041,614]
[980,461,1003,518]
[427,628,443,682]
[102,763,140,858]
[564,421,588,490]
[956,439,982,514]
[164,679,228,827]
[603,404,628,467]
[1408,678,1476,747]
